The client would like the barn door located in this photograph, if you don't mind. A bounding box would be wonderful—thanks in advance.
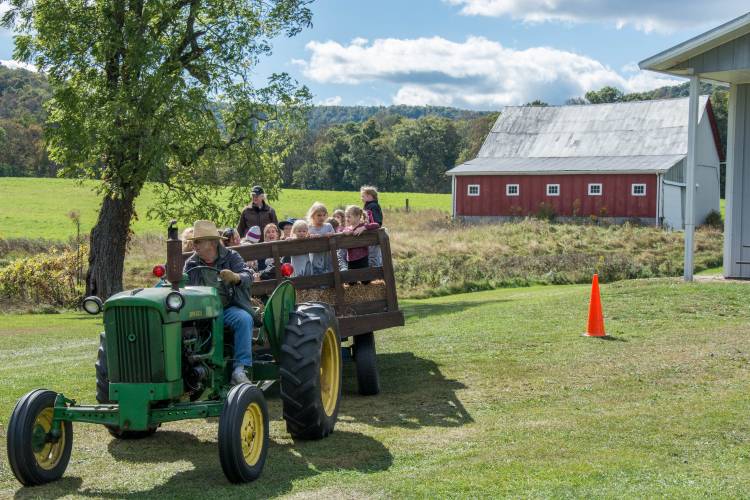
[662,183,684,230]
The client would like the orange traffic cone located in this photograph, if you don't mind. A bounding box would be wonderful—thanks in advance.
[583,274,606,337]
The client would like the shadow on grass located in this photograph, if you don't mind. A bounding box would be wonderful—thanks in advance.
[585,335,627,342]
[14,429,392,498]
[401,300,505,322]
[341,352,473,429]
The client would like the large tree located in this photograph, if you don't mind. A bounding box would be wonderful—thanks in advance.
[3,0,312,298]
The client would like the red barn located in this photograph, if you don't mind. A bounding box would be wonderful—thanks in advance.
[447,97,724,228]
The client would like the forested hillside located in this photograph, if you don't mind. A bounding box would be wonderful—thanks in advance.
[0,64,729,194]
[307,105,491,130]
[0,66,55,177]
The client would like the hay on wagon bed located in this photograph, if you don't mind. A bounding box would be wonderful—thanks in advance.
[296,280,386,306]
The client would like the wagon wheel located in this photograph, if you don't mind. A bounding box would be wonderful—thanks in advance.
[218,383,269,483]
[7,389,73,486]
[280,302,342,439]
[353,332,380,396]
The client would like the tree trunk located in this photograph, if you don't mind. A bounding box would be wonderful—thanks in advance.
[85,193,136,298]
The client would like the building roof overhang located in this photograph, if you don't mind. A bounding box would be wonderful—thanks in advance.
[446,155,685,176]
[639,11,750,83]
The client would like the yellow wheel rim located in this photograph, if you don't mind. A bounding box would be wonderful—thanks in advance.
[240,402,264,466]
[320,327,341,417]
[32,408,66,471]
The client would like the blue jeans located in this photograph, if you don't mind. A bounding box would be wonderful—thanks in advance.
[223,306,253,369]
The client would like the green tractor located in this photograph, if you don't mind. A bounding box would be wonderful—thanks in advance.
[7,223,343,485]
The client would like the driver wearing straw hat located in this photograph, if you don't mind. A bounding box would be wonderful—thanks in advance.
[183,220,255,385]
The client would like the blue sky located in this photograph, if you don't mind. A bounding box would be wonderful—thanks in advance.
[1,1,747,109]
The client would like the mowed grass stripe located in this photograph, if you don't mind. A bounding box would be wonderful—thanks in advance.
[1,279,749,497]
[0,177,451,240]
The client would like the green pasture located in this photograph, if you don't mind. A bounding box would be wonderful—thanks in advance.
[2,279,750,497]
[0,178,451,241]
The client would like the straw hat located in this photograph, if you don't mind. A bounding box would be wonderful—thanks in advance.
[187,220,223,241]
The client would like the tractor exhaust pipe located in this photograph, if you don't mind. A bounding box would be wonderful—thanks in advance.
[166,220,183,290]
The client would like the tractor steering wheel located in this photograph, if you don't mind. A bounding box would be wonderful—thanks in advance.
[186,266,236,300]
[186,265,221,284]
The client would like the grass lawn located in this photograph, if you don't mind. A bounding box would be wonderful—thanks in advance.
[2,279,750,497]
[0,177,451,241]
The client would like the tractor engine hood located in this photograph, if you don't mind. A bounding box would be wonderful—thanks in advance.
[104,286,222,323]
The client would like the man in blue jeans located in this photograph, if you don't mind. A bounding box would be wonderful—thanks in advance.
[183,220,256,385]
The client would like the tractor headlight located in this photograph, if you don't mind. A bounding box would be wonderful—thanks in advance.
[165,291,185,312]
[82,296,103,315]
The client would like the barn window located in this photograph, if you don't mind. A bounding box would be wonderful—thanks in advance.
[631,184,647,196]
[467,184,480,196]
[588,183,602,196]
[546,184,560,196]
[506,184,519,196]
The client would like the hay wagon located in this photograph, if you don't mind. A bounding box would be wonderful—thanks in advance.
[179,228,403,395]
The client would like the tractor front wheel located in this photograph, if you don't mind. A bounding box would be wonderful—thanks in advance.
[353,332,380,396]
[96,333,157,439]
[280,302,342,439]
[218,383,269,483]
[7,389,73,486]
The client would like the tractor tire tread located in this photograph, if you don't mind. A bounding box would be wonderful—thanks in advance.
[7,389,73,486]
[218,384,269,483]
[280,302,342,440]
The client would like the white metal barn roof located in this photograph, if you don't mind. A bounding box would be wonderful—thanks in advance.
[447,96,710,176]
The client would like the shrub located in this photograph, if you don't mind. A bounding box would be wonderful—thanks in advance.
[702,210,723,229]
[0,245,87,308]
[535,202,556,221]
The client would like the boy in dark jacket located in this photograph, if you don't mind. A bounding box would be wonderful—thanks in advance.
[360,185,383,267]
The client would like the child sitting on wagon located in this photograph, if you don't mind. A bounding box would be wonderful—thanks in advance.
[360,185,383,268]
[306,202,335,275]
[343,205,379,284]
[289,219,313,277]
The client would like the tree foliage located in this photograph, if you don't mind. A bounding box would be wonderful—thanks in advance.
[0,66,56,176]
[284,114,489,194]
[2,0,313,297]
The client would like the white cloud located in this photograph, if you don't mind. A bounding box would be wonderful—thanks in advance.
[318,95,343,106]
[297,36,683,108]
[0,60,37,72]
[445,0,748,33]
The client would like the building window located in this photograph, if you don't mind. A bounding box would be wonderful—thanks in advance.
[546,184,560,196]
[506,184,519,196]
[631,184,646,196]
[467,184,480,196]
[588,183,602,196]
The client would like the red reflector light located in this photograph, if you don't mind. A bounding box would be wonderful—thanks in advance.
[153,264,167,278]
[280,263,294,277]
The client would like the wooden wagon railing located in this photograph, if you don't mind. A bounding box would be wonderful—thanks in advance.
[180,229,404,338]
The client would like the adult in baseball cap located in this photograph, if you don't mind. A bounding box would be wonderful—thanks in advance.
[237,185,278,241]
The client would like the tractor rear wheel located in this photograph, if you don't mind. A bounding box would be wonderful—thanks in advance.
[96,333,157,439]
[7,389,73,486]
[218,383,269,483]
[280,302,342,439]
[353,332,381,396]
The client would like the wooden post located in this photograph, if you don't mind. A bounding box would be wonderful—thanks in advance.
[272,244,282,280]
[405,198,409,213]
[378,230,398,312]
[329,237,344,308]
